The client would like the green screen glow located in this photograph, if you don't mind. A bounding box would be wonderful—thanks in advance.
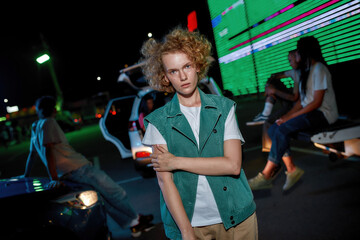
[207,0,360,95]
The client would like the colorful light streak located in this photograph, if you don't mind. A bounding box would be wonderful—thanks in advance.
[229,0,341,51]
[222,0,243,16]
[265,4,295,22]
[228,0,306,40]
[213,0,304,38]
[220,0,360,64]
[211,0,243,28]
[208,0,360,96]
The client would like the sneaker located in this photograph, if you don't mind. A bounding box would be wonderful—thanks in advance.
[270,164,283,180]
[130,214,155,238]
[283,167,304,191]
[246,113,268,126]
[138,214,154,223]
[248,172,273,190]
[248,165,282,190]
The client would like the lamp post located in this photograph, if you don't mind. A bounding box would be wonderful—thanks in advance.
[36,34,63,112]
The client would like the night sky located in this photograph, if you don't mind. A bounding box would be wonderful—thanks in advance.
[0,1,214,116]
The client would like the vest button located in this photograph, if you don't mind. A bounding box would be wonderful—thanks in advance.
[230,216,234,220]
[223,186,227,191]
[231,220,235,225]
[213,129,217,133]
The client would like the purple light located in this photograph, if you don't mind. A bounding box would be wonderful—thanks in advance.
[265,3,294,22]
[265,12,279,21]
[229,0,340,51]
[280,4,295,13]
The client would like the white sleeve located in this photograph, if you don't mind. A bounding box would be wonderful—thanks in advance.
[313,64,329,91]
[224,105,245,144]
[142,123,167,146]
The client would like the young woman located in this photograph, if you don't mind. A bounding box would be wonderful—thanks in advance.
[141,28,257,240]
[248,36,338,191]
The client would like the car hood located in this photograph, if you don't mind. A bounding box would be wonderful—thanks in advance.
[0,177,51,199]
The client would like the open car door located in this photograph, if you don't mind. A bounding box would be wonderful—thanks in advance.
[99,96,136,159]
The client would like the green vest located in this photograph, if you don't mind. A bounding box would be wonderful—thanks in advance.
[144,89,256,240]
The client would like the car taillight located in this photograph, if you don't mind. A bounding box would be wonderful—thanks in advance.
[135,151,151,158]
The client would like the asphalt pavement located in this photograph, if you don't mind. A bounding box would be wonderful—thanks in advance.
[106,96,360,240]
[1,96,359,240]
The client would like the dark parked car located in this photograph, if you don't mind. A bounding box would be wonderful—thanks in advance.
[0,177,110,240]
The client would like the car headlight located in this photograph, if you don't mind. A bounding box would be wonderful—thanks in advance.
[78,190,98,207]
[54,190,99,209]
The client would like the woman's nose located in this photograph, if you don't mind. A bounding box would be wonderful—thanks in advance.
[179,70,187,81]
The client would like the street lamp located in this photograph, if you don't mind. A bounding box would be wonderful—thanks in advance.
[36,52,63,112]
[36,54,50,64]
[35,33,64,112]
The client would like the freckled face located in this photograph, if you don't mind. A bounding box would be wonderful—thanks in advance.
[162,52,199,97]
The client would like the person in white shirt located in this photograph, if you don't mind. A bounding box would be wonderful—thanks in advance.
[140,28,257,240]
[248,36,338,191]
[23,96,154,237]
[247,50,301,154]
[247,50,300,127]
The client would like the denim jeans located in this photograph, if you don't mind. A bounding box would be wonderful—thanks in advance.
[65,164,137,228]
[267,110,328,165]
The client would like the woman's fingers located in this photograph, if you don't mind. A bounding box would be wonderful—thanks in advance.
[156,144,167,153]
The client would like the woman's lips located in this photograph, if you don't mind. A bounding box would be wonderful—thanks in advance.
[181,83,191,88]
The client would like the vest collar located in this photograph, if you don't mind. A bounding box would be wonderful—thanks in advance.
[167,88,222,151]
[167,88,218,117]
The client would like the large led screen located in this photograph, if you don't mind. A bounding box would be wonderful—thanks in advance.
[207,0,360,95]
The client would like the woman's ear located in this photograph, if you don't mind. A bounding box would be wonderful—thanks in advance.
[163,73,170,83]
[161,74,171,88]
[196,65,200,73]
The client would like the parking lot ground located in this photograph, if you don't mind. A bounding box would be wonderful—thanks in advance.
[1,96,359,240]
[104,96,360,240]
[111,144,360,239]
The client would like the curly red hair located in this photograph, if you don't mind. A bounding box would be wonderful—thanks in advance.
[140,28,212,93]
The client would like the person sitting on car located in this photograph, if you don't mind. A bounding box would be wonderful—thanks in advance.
[23,95,154,238]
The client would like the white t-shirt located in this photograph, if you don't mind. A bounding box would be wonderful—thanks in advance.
[142,104,244,227]
[31,118,89,177]
[300,62,338,124]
